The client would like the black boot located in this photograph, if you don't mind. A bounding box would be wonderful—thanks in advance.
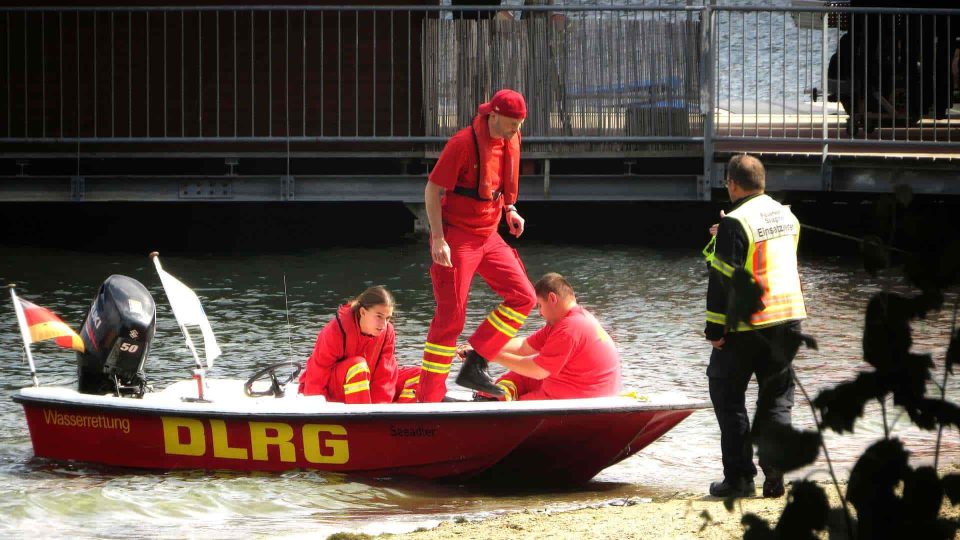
[455,350,505,396]
[762,475,785,498]
[708,477,756,498]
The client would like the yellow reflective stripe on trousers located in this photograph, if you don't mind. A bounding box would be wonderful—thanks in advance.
[399,389,416,399]
[344,362,370,383]
[496,304,526,325]
[422,359,451,374]
[424,342,457,357]
[343,380,370,395]
[403,375,421,386]
[486,312,518,338]
[497,380,518,401]
[706,310,727,325]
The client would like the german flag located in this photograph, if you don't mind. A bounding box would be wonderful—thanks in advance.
[17,298,84,352]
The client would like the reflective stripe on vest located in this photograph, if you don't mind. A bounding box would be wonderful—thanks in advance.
[708,194,806,331]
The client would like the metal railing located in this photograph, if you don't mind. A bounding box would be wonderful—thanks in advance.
[0,4,957,152]
[713,5,959,149]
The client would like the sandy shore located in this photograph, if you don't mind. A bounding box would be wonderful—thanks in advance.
[379,479,959,540]
[382,491,821,540]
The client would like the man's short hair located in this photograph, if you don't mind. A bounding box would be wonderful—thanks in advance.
[534,272,575,300]
[726,153,765,191]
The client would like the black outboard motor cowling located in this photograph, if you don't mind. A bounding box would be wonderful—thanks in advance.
[77,275,156,396]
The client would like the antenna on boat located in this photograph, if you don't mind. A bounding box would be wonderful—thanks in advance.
[283,274,293,361]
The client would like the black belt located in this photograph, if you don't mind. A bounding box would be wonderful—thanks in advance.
[452,186,502,201]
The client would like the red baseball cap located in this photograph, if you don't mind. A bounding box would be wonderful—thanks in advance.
[478,89,527,120]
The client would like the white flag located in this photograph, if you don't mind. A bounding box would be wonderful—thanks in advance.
[152,256,221,368]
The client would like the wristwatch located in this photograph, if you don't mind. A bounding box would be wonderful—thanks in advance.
[504,204,518,214]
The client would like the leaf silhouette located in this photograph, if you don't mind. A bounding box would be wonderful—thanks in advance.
[888,353,935,409]
[847,439,910,539]
[813,372,881,434]
[773,481,829,540]
[848,439,910,504]
[905,398,960,431]
[903,466,944,522]
[942,474,960,506]
[753,423,821,474]
[862,293,913,373]
[697,509,714,533]
[740,514,775,540]
[947,329,960,376]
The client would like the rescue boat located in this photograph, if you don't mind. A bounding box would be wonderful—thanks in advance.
[10,253,708,486]
[13,384,706,485]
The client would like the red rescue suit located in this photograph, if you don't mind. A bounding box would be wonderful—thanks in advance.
[493,306,622,401]
[299,304,420,403]
[418,112,536,402]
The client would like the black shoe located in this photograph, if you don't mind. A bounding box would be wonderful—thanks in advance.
[455,350,505,396]
[708,478,756,497]
[762,475,785,498]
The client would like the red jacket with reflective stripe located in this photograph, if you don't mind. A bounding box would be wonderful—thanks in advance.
[299,304,400,403]
[429,114,521,237]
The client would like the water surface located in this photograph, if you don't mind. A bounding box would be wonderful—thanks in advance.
[0,241,957,538]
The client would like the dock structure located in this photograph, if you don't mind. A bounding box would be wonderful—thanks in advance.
[0,2,958,206]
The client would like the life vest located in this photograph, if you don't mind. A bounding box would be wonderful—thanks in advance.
[333,304,387,373]
[449,114,520,205]
[299,304,392,398]
[707,194,807,330]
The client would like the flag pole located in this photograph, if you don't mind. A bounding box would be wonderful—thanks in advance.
[150,252,207,400]
[180,324,204,371]
[8,284,40,387]
[181,324,208,401]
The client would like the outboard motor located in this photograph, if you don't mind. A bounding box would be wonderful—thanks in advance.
[77,275,156,397]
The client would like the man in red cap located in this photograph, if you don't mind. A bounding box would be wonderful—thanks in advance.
[417,88,536,402]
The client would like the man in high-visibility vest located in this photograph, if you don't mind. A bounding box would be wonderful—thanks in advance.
[704,154,807,499]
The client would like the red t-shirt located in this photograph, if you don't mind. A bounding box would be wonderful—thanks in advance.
[525,305,622,399]
[429,126,507,237]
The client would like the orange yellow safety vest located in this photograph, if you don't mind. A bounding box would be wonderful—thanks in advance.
[706,194,806,331]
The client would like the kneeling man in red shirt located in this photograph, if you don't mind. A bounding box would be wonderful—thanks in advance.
[472,272,622,401]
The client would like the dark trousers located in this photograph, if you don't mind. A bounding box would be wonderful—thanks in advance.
[707,321,802,482]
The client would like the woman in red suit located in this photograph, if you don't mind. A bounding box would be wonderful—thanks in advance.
[299,286,420,403]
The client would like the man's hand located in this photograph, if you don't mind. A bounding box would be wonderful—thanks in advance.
[506,210,525,238]
[709,210,726,236]
[431,234,452,267]
[709,337,725,350]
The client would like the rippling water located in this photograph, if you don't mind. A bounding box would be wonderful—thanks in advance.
[1,241,957,538]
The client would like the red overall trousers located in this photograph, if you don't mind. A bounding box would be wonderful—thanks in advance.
[325,358,421,404]
[417,225,536,402]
